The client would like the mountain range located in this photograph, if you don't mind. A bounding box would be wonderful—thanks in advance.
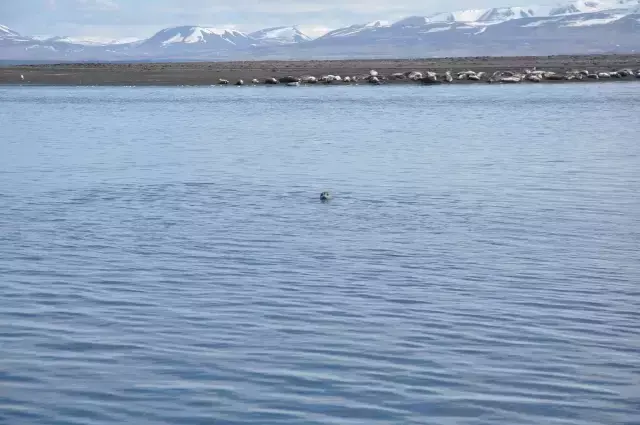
[1,0,639,62]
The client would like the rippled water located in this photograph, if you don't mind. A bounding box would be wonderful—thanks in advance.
[1,83,639,425]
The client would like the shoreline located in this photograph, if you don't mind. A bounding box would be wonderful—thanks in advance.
[1,54,639,86]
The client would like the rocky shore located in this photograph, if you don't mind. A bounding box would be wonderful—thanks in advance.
[2,54,640,86]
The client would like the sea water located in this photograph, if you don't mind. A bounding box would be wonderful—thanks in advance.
[1,83,639,425]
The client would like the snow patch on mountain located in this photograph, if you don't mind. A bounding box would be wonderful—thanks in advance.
[425,26,453,32]
[428,9,489,23]
[141,26,251,48]
[249,26,311,44]
[319,20,389,38]
[47,36,141,45]
[477,7,538,21]
[522,17,563,26]
[392,16,430,26]
[165,27,244,45]
[550,0,639,15]
[0,24,20,37]
[564,13,627,24]
[407,1,639,26]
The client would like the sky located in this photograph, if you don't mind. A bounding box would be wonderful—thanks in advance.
[2,0,560,40]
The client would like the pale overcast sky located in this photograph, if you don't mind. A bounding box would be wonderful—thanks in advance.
[2,0,559,39]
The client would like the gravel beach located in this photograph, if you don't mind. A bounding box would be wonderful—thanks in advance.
[2,54,639,86]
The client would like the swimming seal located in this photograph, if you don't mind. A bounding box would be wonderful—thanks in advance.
[320,191,332,201]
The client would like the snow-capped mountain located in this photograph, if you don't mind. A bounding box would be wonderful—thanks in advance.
[314,0,639,41]
[476,7,539,21]
[313,4,639,57]
[0,24,20,38]
[549,0,638,14]
[248,26,311,45]
[1,0,639,61]
[139,26,253,49]
[321,21,390,38]
[0,25,111,60]
[43,36,141,46]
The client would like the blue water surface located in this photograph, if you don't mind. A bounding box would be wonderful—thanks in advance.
[1,83,639,425]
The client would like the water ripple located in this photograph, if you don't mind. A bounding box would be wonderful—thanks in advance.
[1,84,639,425]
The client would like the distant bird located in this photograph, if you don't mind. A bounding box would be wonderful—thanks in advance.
[20,74,24,81]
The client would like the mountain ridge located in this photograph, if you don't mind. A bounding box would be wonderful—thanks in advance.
[1,0,639,61]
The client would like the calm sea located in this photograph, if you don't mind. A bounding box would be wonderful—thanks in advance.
[1,83,639,425]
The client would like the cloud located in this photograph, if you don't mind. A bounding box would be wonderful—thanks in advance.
[2,0,558,38]
[78,0,120,10]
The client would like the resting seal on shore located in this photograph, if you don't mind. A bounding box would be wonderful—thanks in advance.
[458,70,477,80]
[235,79,244,86]
[218,79,229,85]
[526,74,542,82]
[279,76,300,84]
[420,77,442,85]
[425,71,437,80]
[545,74,565,81]
[406,71,423,81]
[368,76,381,85]
[500,76,522,83]
[265,77,278,84]
[320,191,332,201]
[320,75,336,83]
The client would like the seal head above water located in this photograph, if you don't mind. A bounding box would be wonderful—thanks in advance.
[320,191,332,201]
